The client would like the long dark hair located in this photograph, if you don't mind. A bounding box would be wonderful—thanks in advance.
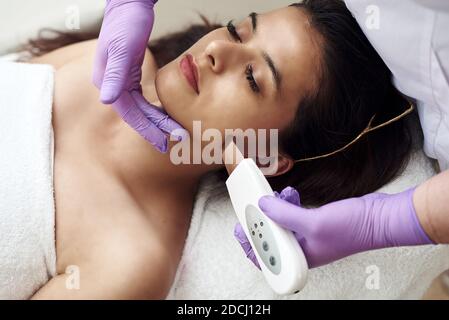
[269,0,414,205]
[24,0,415,206]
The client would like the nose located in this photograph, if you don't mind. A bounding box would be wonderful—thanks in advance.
[204,40,250,74]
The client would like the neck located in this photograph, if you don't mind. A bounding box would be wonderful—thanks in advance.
[110,85,223,199]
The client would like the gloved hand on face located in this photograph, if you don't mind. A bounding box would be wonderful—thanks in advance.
[93,0,185,152]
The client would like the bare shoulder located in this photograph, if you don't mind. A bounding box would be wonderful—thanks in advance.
[28,38,158,77]
[28,39,98,70]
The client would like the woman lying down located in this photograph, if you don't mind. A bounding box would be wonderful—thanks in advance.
[1,0,417,299]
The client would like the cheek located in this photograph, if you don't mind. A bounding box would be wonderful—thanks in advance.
[202,76,292,131]
[183,85,289,136]
[205,82,285,130]
[196,80,261,128]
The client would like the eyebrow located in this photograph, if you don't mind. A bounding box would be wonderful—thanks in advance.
[249,12,282,94]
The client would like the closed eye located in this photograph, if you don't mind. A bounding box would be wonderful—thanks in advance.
[226,20,260,94]
[246,65,260,93]
[226,20,242,43]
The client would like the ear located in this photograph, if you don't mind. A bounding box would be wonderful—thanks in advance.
[256,153,294,178]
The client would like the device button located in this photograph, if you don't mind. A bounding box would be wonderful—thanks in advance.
[263,241,269,251]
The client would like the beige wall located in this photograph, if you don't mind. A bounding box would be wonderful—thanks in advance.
[0,0,294,55]
[153,0,294,38]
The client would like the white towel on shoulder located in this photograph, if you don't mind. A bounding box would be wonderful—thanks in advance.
[0,61,56,299]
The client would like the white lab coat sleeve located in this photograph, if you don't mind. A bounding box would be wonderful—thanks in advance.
[344,0,449,170]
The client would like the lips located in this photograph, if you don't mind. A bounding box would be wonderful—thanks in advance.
[180,54,200,94]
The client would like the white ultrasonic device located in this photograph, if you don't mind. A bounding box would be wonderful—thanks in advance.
[223,141,308,295]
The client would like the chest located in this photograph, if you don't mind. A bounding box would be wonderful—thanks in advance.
[49,53,192,274]
[50,61,151,272]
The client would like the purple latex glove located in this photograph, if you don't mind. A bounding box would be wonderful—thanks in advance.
[93,0,184,152]
[234,186,435,269]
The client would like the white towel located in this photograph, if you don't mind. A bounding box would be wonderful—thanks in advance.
[167,149,449,299]
[0,61,56,299]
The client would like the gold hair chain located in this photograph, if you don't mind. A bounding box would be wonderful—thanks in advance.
[294,101,415,163]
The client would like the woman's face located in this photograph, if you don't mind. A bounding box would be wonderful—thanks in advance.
[155,6,321,144]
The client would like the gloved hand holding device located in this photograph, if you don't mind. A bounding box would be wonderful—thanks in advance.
[235,186,435,269]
